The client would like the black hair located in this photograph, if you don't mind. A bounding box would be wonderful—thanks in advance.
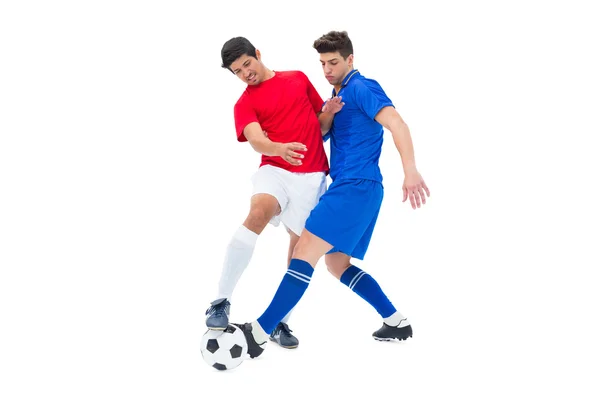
[313,30,353,59]
[221,37,257,71]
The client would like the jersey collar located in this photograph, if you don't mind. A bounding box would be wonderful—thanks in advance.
[331,69,360,97]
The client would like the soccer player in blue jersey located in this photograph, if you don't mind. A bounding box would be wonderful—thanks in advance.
[234,30,430,358]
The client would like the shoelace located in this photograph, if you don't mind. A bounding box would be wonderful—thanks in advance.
[206,301,230,317]
[277,322,293,337]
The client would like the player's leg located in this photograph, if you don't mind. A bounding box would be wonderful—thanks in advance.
[325,250,411,341]
[268,230,301,349]
[286,228,300,267]
[206,166,288,330]
[234,229,332,358]
[324,252,352,279]
[326,251,398,320]
[206,193,280,330]
[266,170,326,348]
[233,178,356,358]
[325,186,412,341]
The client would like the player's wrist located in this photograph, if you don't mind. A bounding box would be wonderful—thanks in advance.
[402,162,417,174]
[272,142,284,157]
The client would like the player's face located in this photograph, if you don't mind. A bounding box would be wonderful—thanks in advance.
[230,51,266,85]
[320,52,354,88]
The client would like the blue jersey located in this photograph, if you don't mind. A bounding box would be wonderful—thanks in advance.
[325,70,393,183]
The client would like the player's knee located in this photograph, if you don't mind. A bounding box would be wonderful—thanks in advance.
[325,256,351,280]
[289,230,330,267]
[244,207,273,231]
[290,237,318,266]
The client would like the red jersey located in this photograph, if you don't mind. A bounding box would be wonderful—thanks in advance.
[234,71,329,174]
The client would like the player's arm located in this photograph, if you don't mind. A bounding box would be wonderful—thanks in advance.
[318,96,344,136]
[243,122,280,156]
[317,111,333,136]
[303,72,341,135]
[375,107,416,172]
[243,122,306,166]
[375,106,430,208]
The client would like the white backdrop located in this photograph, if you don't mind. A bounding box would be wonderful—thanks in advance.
[1,1,599,399]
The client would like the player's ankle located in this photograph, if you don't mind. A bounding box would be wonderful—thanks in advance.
[384,311,406,327]
[251,320,269,343]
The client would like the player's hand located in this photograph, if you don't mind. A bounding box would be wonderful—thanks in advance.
[322,96,344,114]
[276,142,307,166]
[402,168,430,209]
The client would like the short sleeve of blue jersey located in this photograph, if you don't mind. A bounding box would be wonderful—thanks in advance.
[355,80,394,120]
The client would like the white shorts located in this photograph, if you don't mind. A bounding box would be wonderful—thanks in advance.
[251,165,327,236]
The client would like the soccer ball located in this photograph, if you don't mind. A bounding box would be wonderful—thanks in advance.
[200,324,248,371]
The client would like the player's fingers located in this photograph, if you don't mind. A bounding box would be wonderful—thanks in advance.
[418,187,427,204]
[402,186,408,202]
[285,154,302,165]
[413,190,421,208]
[423,181,431,197]
[288,151,304,159]
[289,142,307,150]
[409,192,416,209]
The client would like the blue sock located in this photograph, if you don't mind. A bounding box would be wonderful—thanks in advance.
[257,259,313,335]
[340,265,396,318]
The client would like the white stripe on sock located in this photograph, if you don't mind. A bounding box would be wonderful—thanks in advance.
[287,269,312,281]
[349,271,366,290]
[286,270,311,284]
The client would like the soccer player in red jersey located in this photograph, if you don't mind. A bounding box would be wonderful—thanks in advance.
[204,37,343,349]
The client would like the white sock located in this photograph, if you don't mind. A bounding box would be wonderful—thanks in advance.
[251,320,269,345]
[217,225,258,300]
[384,311,410,327]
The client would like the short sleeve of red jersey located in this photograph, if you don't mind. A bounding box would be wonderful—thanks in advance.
[298,72,324,114]
[233,93,258,142]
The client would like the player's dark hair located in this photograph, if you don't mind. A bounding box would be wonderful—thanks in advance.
[313,30,353,59]
[221,37,257,72]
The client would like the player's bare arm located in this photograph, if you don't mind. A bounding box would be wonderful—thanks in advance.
[243,122,307,166]
[375,106,430,209]
[318,96,344,135]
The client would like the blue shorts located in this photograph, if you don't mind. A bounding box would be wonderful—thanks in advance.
[304,179,383,260]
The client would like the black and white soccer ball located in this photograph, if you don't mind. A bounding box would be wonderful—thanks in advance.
[200,324,248,371]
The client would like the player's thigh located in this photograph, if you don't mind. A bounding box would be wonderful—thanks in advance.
[250,165,289,213]
[349,205,382,260]
[306,179,382,258]
[279,171,326,236]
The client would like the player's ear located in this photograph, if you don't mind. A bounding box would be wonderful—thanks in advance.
[347,54,354,67]
[256,49,261,61]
